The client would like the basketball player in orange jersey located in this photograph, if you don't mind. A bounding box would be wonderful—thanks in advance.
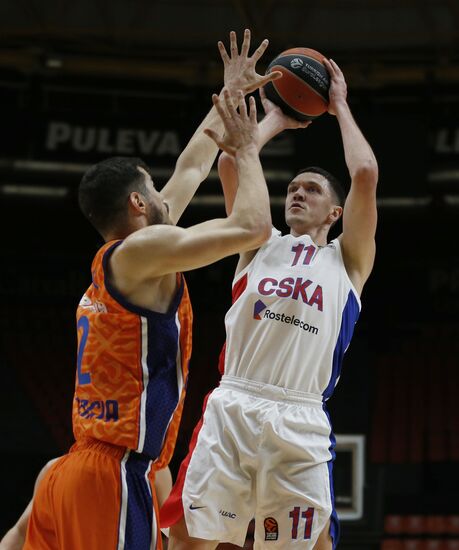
[161,59,378,549]
[23,29,281,550]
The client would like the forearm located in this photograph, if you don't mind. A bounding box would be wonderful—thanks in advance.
[218,111,285,214]
[339,101,378,291]
[174,96,225,175]
[335,102,378,184]
[257,111,288,150]
[229,145,271,237]
[169,86,242,179]
[161,88,247,224]
[160,103,222,224]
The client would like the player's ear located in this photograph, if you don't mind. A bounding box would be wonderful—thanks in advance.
[128,191,147,216]
[328,205,342,224]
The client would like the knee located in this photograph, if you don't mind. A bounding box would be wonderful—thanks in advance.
[169,516,189,543]
[313,519,333,550]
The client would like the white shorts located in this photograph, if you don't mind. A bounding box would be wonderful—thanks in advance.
[182,375,338,548]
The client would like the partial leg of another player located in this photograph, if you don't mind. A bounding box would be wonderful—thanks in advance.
[168,517,219,550]
[1,458,173,550]
[154,466,173,508]
[0,458,59,550]
[313,520,333,550]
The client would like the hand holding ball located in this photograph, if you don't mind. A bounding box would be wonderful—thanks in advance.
[264,48,330,121]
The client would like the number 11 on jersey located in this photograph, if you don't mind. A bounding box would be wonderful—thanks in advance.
[291,244,316,266]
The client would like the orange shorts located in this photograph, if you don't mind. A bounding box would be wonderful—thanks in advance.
[24,438,162,550]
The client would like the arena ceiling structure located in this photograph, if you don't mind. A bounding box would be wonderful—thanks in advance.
[0,0,458,85]
[0,0,459,206]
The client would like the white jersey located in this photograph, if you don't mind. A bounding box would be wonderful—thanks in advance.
[222,228,361,399]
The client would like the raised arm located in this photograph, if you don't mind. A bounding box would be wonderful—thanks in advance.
[111,90,271,280]
[324,59,378,295]
[160,29,281,225]
[219,88,310,215]
[218,88,310,273]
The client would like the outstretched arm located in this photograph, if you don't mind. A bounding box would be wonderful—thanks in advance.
[111,90,271,279]
[324,58,378,295]
[218,88,310,273]
[160,29,281,225]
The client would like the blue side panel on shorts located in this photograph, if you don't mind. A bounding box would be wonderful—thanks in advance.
[124,453,154,550]
[322,291,360,401]
[323,404,340,550]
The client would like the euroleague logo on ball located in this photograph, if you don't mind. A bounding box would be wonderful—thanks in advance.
[290,57,304,69]
[264,47,329,121]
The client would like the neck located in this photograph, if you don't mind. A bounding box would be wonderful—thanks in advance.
[104,221,142,242]
[290,224,330,246]
[104,232,126,242]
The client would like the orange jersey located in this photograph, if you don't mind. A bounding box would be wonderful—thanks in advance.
[72,240,192,467]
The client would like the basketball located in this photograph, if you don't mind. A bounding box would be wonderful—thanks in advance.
[264,47,330,121]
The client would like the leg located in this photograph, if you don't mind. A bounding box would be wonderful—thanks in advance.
[25,447,160,550]
[1,458,60,550]
[253,404,337,549]
[254,458,334,549]
[168,516,219,550]
[163,389,256,548]
[313,519,333,550]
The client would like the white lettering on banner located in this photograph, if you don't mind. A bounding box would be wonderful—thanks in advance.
[98,129,113,154]
[117,130,135,154]
[157,132,180,156]
[45,122,181,156]
[435,128,459,154]
[74,128,96,152]
[137,131,161,154]
[46,122,72,150]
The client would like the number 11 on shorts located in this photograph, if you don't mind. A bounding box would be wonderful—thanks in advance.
[289,506,314,539]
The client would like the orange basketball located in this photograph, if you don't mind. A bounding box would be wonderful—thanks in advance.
[264,47,330,121]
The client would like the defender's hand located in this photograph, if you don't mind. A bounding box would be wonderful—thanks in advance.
[219,29,282,96]
[204,89,259,157]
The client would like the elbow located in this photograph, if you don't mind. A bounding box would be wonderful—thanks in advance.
[260,219,273,242]
[217,151,235,180]
[351,160,378,191]
[246,218,272,248]
[218,151,232,168]
[230,211,271,249]
[175,155,209,183]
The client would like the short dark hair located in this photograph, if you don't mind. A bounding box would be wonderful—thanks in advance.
[79,156,151,235]
[295,166,346,207]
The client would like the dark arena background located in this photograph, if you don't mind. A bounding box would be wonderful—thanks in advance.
[1,1,459,549]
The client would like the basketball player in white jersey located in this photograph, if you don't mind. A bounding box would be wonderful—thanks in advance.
[161,58,378,549]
